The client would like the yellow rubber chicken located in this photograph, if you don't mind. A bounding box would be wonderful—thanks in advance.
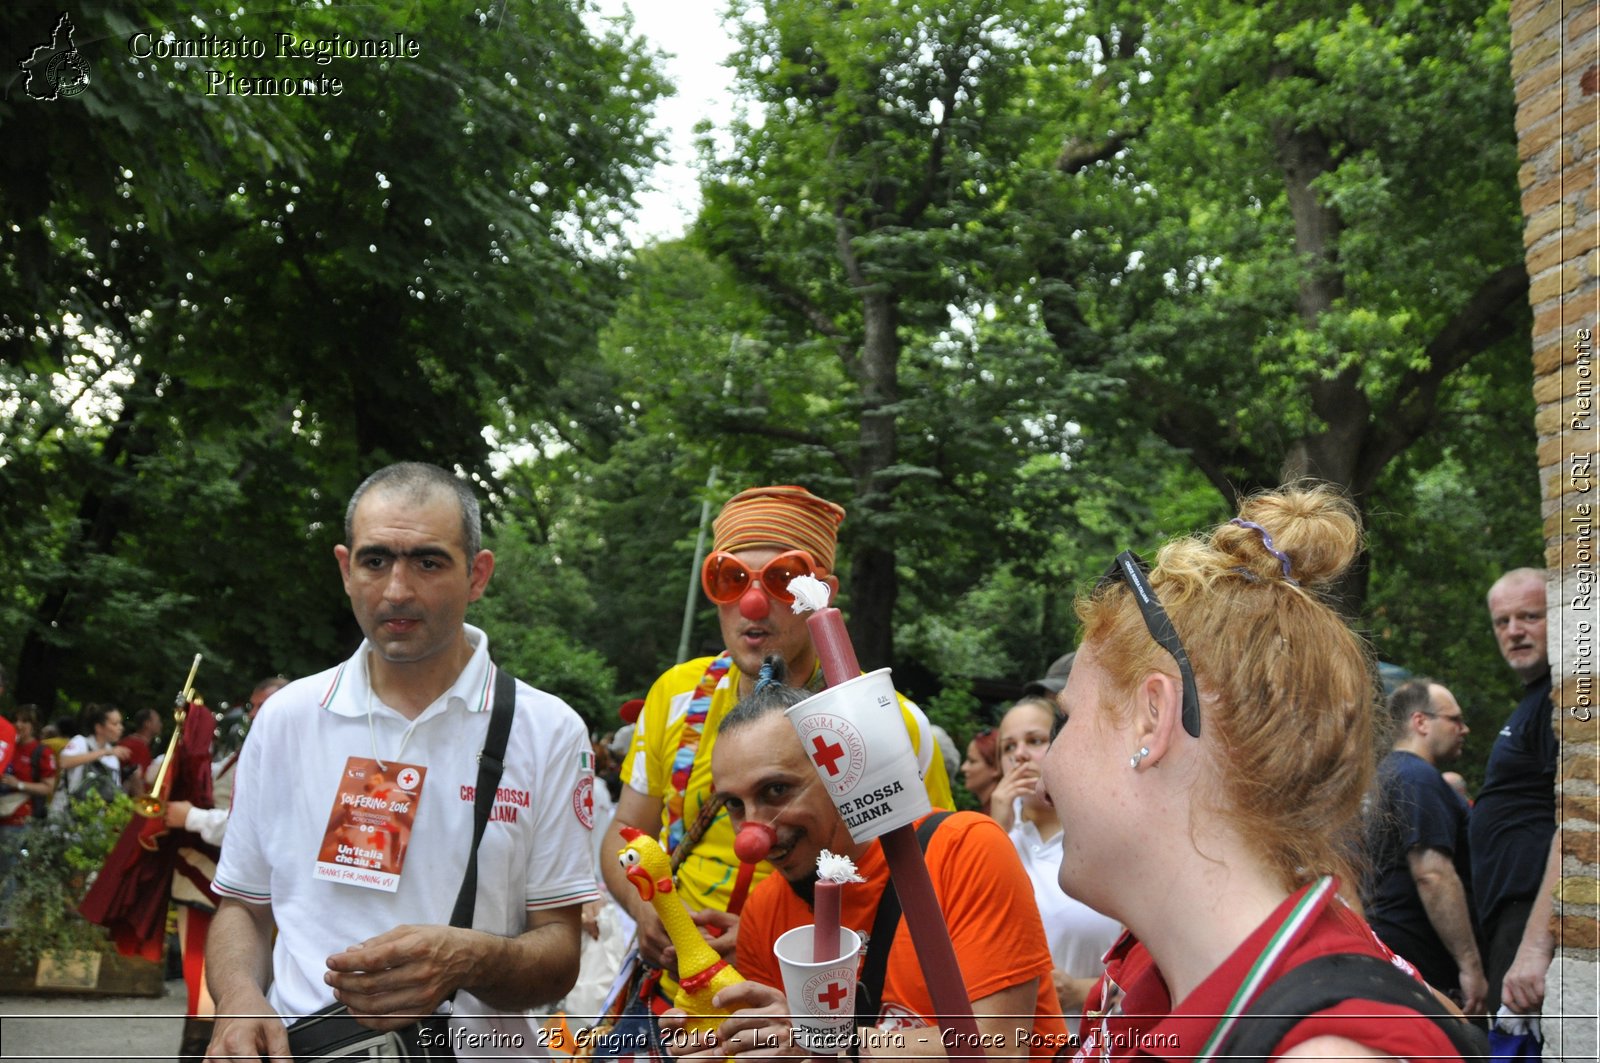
[617,826,745,1034]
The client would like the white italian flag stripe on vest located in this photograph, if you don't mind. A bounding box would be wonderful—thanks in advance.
[1192,875,1336,1063]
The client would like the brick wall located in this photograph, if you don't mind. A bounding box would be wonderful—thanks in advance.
[1513,0,1600,1057]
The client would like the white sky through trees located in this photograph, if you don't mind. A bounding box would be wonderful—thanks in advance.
[590,0,740,243]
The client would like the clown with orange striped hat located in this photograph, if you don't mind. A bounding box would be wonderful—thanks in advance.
[595,485,951,1054]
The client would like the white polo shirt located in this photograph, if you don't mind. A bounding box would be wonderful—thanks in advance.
[215,625,599,1021]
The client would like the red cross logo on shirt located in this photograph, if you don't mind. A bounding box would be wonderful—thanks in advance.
[816,981,849,1011]
[810,734,846,777]
[573,777,596,828]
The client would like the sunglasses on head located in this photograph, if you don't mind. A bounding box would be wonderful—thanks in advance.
[700,549,819,605]
[1096,550,1202,739]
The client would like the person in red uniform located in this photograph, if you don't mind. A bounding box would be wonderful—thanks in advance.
[1041,485,1469,1062]
[161,675,286,1063]
[0,705,57,825]
[0,705,58,917]
[119,708,161,795]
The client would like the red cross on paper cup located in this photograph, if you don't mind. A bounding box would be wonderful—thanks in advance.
[773,924,862,1055]
[810,734,846,776]
[817,981,849,1011]
[784,668,933,844]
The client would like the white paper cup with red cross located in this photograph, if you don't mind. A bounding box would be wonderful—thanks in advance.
[773,925,863,1055]
[786,668,933,843]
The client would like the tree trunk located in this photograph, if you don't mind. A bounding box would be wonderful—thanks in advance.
[1272,119,1343,326]
[1269,97,1377,614]
[846,280,901,670]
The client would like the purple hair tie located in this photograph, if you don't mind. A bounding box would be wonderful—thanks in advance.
[1230,518,1298,585]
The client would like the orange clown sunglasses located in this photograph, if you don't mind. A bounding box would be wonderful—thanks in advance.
[700,550,819,605]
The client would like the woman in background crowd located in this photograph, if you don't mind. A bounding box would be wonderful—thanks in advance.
[0,705,57,827]
[960,726,1000,811]
[52,703,129,812]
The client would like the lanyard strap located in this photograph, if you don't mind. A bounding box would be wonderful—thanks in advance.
[1088,876,1335,1063]
[1190,876,1335,1063]
[665,654,733,853]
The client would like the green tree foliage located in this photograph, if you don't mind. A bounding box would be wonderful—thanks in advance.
[1020,0,1530,609]
[1002,0,1540,767]
[587,1,1540,741]
[0,0,1545,777]
[0,0,664,710]
[473,513,617,727]
[1,790,132,964]
[695,0,1084,671]
[519,242,791,699]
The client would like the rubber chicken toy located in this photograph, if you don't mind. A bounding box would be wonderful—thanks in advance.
[617,826,745,1033]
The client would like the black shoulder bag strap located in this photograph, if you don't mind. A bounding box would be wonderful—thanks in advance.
[1214,952,1489,1062]
[854,811,952,1031]
[448,665,517,930]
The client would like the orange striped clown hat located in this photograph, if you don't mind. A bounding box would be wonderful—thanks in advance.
[712,485,847,573]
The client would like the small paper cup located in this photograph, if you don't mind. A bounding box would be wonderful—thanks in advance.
[787,668,933,842]
[773,925,863,1055]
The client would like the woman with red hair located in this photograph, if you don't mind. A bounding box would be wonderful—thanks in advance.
[960,726,1000,812]
[1042,484,1479,1061]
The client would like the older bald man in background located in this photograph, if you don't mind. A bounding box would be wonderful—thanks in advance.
[1470,568,1559,1020]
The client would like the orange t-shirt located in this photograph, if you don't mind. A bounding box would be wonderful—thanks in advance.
[735,811,1069,1059]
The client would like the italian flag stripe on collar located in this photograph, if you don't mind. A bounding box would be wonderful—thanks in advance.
[1192,875,1336,1062]
[475,664,496,713]
[319,661,348,709]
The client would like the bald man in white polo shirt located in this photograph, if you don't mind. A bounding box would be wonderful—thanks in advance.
[207,463,597,1061]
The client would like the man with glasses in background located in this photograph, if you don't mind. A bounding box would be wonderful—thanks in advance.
[597,485,951,1053]
[1364,679,1486,1017]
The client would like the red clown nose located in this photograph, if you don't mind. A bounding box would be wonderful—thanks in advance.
[738,584,770,621]
[733,821,776,863]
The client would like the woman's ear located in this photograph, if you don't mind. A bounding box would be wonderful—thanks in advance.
[1134,671,1183,768]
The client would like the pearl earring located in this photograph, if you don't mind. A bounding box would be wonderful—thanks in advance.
[1129,746,1150,769]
